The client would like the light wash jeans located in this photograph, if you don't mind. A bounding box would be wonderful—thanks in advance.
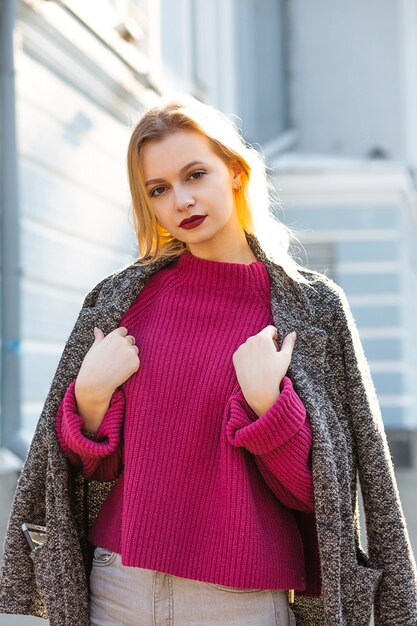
[89,545,295,626]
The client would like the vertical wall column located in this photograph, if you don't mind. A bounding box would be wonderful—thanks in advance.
[0,0,23,455]
[400,0,417,172]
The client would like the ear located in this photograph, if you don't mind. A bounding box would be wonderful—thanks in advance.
[229,160,243,189]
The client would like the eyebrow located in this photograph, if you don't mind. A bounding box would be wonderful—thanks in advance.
[145,161,207,186]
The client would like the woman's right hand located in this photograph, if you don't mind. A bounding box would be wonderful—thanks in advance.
[73,327,139,433]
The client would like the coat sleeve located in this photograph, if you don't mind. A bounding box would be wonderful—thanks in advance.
[329,283,417,624]
[226,375,315,513]
[55,380,125,482]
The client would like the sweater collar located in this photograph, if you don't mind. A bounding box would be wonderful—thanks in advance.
[173,249,270,297]
[90,231,317,329]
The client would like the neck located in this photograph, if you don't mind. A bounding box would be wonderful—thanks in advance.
[186,231,257,265]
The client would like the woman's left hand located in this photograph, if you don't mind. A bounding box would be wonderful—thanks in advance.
[232,326,297,418]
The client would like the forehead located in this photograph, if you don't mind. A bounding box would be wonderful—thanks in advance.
[141,130,219,177]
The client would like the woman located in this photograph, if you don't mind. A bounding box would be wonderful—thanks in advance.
[0,94,416,626]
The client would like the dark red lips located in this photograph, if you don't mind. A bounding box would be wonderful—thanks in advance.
[179,215,207,229]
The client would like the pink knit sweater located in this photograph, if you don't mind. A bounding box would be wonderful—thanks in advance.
[56,251,320,593]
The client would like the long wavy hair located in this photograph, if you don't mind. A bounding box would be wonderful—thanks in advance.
[126,93,311,284]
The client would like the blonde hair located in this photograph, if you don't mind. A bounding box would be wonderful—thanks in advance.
[126,92,311,284]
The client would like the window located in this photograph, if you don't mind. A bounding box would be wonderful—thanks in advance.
[295,241,336,280]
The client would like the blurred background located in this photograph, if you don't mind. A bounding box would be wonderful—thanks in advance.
[1,0,417,623]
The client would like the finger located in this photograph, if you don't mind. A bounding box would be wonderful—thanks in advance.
[263,325,279,350]
[93,327,105,342]
[280,331,297,354]
[126,335,136,346]
[259,325,278,341]
[116,326,128,336]
[263,324,278,336]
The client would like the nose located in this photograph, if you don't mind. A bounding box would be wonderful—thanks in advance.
[174,185,195,210]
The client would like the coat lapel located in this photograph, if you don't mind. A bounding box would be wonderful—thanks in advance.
[77,255,174,334]
[242,232,328,387]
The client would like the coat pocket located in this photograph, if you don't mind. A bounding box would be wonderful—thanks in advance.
[352,563,384,626]
[29,537,88,625]
[28,539,61,621]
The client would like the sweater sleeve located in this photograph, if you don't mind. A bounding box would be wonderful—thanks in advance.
[226,375,315,513]
[55,379,125,482]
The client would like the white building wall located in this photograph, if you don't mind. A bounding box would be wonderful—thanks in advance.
[15,0,151,437]
[289,0,404,159]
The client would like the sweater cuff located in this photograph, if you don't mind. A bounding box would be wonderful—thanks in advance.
[226,376,307,455]
[60,380,125,457]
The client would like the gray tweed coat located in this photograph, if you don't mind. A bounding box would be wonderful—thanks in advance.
[0,232,416,626]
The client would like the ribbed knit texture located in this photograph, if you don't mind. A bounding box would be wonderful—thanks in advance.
[55,250,316,591]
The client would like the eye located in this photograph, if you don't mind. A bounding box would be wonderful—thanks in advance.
[149,185,167,198]
[189,170,206,180]
[149,170,206,198]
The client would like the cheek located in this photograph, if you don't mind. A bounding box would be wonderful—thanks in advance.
[206,177,233,205]
[151,202,169,223]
